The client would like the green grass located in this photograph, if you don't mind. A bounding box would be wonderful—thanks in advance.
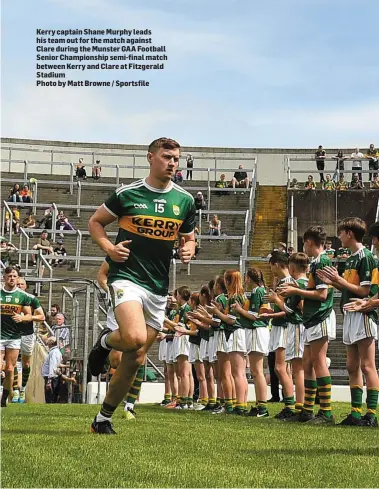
[1,403,378,488]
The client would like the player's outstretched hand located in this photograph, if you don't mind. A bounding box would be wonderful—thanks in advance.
[109,240,132,262]
[178,237,193,264]
[344,298,373,313]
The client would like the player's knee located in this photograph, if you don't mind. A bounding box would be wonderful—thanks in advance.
[4,364,15,374]
[346,359,359,375]
[361,361,374,377]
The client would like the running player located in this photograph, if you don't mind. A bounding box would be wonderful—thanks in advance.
[279,226,335,424]
[88,138,196,434]
[96,258,145,421]
[1,267,33,407]
[317,218,378,427]
[13,276,45,403]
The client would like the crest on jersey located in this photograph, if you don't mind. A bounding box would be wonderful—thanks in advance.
[15,298,19,303]
[116,289,124,299]
[173,205,180,216]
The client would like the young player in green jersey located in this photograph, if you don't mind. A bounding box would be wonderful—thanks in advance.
[88,138,196,434]
[279,226,335,425]
[235,268,270,417]
[262,252,297,419]
[161,293,179,408]
[1,267,33,407]
[317,218,379,427]
[13,276,45,403]
[324,241,335,259]
[266,253,308,419]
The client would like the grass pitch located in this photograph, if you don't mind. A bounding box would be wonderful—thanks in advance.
[1,403,378,488]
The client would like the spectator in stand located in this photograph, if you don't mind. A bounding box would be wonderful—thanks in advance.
[350,172,364,189]
[289,178,299,189]
[92,159,102,180]
[305,175,316,190]
[41,337,62,403]
[186,154,194,180]
[332,150,347,179]
[350,148,364,182]
[0,240,18,266]
[315,145,326,183]
[366,143,378,182]
[37,206,53,229]
[7,184,22,203]
[53,313,70,348]
[287,246,294,256]
[5,207,20,235]
[46,304,61,327]
[23,214,36,231]
[208,214,221,238]
[194,191,206,212]
[56,214,75,237]
[75,158,87,180]
[324,240,335,259]
[20,184,33,204]
[322,174,336,191]
[172,168,183,184]
[53,240,67,267]
[370,175,379,189]
[31,230,54,266]
[230,164,249,190]
[336,174,349,190]
[215,174,228,195]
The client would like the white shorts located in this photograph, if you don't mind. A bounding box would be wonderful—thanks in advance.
[208,331,219,363]
[216,331,229,354]
[20,334,36,356]
[110,279,167,332]
[269,325,288,352]
[227,329,247,354]
[246,328,270,356]
[285,323,305,361]
[165,340,174,364]
[304,310,336,345]
[343,312,378,346]
[173,335,189,360]
[0,339,21,351]
[189,342,202,363]
[106,307,119,331]
[199,338,210,362]
[158,339,167,362]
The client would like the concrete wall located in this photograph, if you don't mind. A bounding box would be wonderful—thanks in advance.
[1,137,365,185]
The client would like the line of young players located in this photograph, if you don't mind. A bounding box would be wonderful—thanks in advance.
[0,267,45,407]
[104,219,378,427]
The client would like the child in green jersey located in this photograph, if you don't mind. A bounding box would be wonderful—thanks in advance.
[318,218,379,427]
[235,268,270,418]
[279,226,335,425]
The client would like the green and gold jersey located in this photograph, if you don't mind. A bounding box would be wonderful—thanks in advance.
[175,303,192,329]
[211,293,228,331]
[283,278,308,325]
[165,308,177,341]
[104,179,196,296]
[243,287,268,329]
[303,252,334,328]
[341,247,378,321]
[272,276,294,327]
[325,248,335,259]
[1,287,32,340]
[337,247,351,258]
[225,293,249,330]
[20,292,41,336]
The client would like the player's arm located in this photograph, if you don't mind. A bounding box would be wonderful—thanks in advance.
[31,306,45,323]
[97,260,110,292]
[178,200,197,264]
[12,305,33,323]
[212,306,236,325]
[317,265,371,297]
[279,284,328,302]
[259,311,286,320]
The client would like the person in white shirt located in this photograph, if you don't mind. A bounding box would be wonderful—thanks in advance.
[41,337,63,403]
[350,148,364,182]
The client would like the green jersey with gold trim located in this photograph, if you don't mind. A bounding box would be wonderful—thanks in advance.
[104,179,196,295]
[1,287,32,340]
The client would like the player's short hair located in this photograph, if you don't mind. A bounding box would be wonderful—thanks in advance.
[148,137,180,153]
[289,252,309,272]
[325,240,332,245]
[337,217,366,243]
[269,251,289,268]
[369,221,379,239]
[4,266,18,275]
[177,285,191,302]
[303,226,327,247]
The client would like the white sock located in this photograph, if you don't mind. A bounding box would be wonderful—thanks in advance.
[100,333,112,350]
[124,402,134,411]
[20,386,25,392]
[96,412,112,423]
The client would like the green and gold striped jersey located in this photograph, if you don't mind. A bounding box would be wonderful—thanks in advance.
[1,287,32,340]
[283,278,308,325]
[104,179,196,296]
[272,276,294,327]
[341,247,378,322]
[243,287,268,329]
[303,252,334,328]
[211,293,228,332]
[225,293,249,330]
